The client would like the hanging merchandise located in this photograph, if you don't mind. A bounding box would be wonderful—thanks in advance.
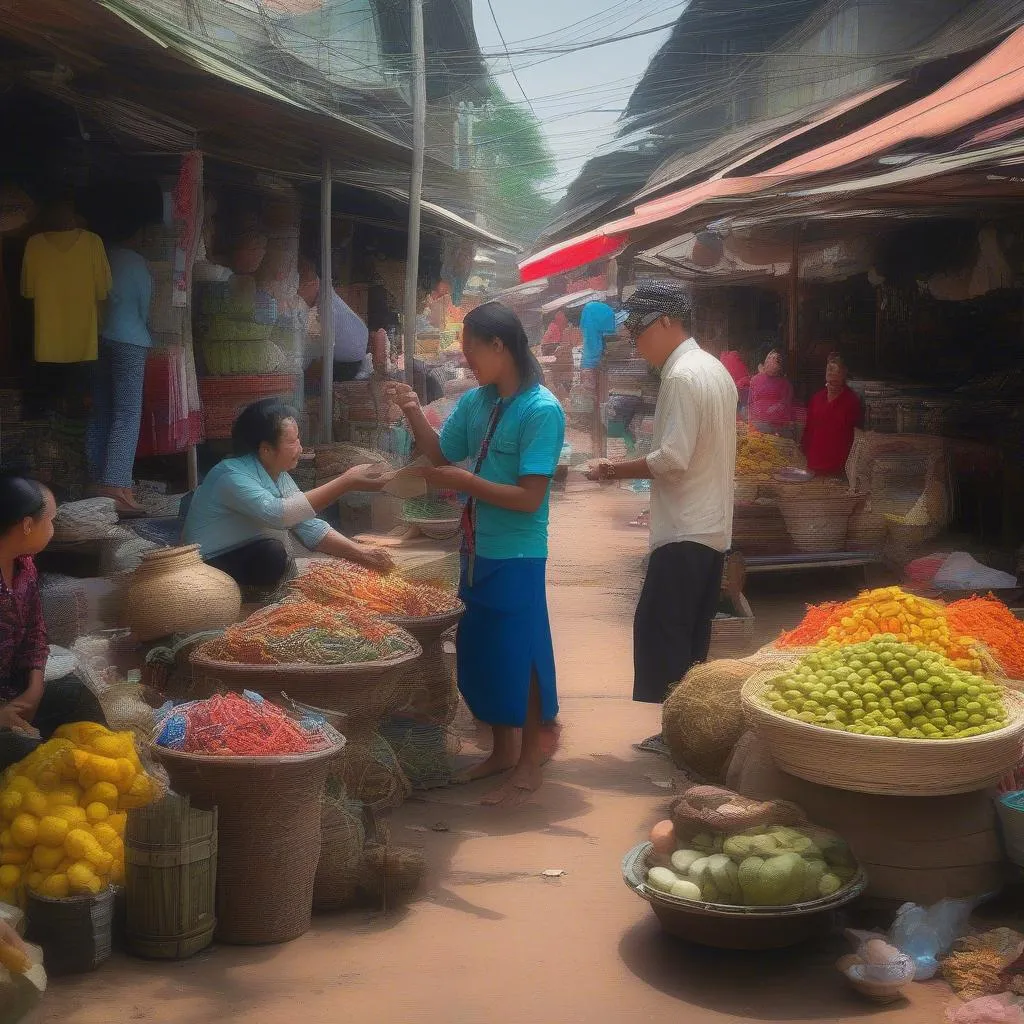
[21,209,111,364]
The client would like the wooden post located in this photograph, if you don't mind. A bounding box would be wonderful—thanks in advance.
[787,226,800,373]
[319,151,334,444]
[403,0,426,386]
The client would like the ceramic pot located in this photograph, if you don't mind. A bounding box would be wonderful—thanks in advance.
[124,545,241,642]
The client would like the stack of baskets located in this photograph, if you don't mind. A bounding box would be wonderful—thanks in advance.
[772,478,860,553]
[198,375,299,440]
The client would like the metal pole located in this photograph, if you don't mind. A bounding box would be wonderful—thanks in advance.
[320,150,334,443]
[403,0,426,387]
[787,225,800,375]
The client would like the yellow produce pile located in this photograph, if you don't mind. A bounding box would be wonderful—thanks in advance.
[760,638,1009,739]
[0,724,159,904]
[780,586,983,673]
[736,427,790,478]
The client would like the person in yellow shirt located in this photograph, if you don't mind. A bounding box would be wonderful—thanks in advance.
[20,200,111,364]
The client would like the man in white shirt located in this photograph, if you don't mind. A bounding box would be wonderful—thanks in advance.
[586,281,737,754]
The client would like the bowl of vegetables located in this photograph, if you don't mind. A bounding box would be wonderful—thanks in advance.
[622,821,867,949]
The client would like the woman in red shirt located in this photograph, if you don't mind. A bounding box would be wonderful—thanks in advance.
[802,354,862,476]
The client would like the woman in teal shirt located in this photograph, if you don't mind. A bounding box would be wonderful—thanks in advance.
[387,302,565,807]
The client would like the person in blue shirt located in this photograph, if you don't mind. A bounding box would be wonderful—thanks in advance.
[386,301,565,808]
[183,399,393,589]
[579,298,617,371]
[87,226,154,517]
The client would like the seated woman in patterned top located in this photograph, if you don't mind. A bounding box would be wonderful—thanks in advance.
[0,473,107,771]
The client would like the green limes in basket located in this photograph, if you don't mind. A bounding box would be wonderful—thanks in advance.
[762,638,1009,739]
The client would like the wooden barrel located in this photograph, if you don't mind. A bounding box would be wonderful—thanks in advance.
[26,890,115,976]
[125,794,217,959]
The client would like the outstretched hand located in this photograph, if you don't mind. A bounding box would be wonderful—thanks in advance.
[383,381,421,417]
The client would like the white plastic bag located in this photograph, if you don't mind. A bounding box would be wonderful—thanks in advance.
[934,552,1018,591]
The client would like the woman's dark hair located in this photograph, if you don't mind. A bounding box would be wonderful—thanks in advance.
[758,343,782,368]
[462,301,542,389]
[0,472,46,534]
[231,399,300,456]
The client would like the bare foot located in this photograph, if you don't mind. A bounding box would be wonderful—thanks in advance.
[539,722,562,766]
[452,752,517,785]
[481,764,543,807]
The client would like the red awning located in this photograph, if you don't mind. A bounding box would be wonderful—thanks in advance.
[519,26,1024,283]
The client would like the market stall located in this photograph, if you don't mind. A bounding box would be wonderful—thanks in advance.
[635,582,1024,1013]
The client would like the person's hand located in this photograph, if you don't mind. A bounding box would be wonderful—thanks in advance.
[357,545,395,572]
[0,919,28,955]
[339,463,392,493]
[585,459,614,482]
[0,704,36,735]
[383,381,421,416]
[422,465,473,492]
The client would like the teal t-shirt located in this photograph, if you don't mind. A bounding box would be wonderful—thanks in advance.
[440,383,565,560]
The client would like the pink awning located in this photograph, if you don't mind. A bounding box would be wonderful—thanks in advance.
[519,26,1024,283]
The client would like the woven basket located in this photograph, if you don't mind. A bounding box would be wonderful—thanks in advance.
[189,643,422,728]
[385,606,464,726]
[622,842,866,949]
[741,673,1024,796]
[777,492,859,553]
[734,479,758,504]
[198,375,298,439]
[152,741,342,945]
[25,889,115,975]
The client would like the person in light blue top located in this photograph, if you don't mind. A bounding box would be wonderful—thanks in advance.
[87,226,157,516]
[183,399,394,590]
[385,301,565,808]
[579,298,617,370]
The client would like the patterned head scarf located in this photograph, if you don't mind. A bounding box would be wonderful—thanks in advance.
[621,280,692,335]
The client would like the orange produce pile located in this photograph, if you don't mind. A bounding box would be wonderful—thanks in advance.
[947,595,1024,680]
[778,586,982,672]
[289,561,460,618]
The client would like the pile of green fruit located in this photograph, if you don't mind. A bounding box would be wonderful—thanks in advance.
[760,638,1009,739]
[645,825,858,907]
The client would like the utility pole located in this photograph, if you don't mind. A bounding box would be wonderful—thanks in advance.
[402,0,426,386]
[320,150,334,442]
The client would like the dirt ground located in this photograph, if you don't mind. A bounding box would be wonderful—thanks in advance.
[41,480,952,1024]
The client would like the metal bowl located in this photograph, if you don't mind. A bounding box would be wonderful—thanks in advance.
[773,467,815,483]
[622,842,867,949]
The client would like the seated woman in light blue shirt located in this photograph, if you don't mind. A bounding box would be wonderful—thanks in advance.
[88,228,155,517]
[385,301,565,808]
[183,399,393,590]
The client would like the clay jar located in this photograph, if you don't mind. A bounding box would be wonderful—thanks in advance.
[124,545,242,642]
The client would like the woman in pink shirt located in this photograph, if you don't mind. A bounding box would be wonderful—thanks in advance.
[747,346,795,436]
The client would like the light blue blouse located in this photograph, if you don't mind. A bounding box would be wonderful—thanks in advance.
[183,454,330,559]
[102,247,153,348]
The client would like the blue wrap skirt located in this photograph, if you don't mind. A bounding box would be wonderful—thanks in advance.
[456,555,558,728]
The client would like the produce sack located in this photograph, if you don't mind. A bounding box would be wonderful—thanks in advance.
[947,995,1024,1024]
[643,785,860,909]
[661,661,756,781]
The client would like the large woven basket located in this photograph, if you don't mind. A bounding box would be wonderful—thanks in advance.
[153,741,342,945]
[189,642,422,726]
[385,606,464,726]
[622,842,866,949]
[777,492,859,553]
[741,673,1024,796]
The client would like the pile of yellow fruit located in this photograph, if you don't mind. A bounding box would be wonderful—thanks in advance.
[821,587,982,672]
[0,723,159,904]
[736,427,790,478]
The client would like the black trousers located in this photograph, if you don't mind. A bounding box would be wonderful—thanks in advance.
[633,541,725,705]
[0,674,107,771]
[207,537,291,590]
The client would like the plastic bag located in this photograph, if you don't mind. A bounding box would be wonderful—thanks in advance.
[0,915,46,1024]
[934,552,1018,591]
[890,897,979,980]
[838,930,915,1002]
[946,995,1024,1024]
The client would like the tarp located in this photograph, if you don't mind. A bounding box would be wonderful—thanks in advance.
[520,26,1024,283]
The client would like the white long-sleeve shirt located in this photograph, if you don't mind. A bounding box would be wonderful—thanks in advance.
[646,338,738,553]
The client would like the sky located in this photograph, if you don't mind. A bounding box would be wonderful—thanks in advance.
[470,0,685,197]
